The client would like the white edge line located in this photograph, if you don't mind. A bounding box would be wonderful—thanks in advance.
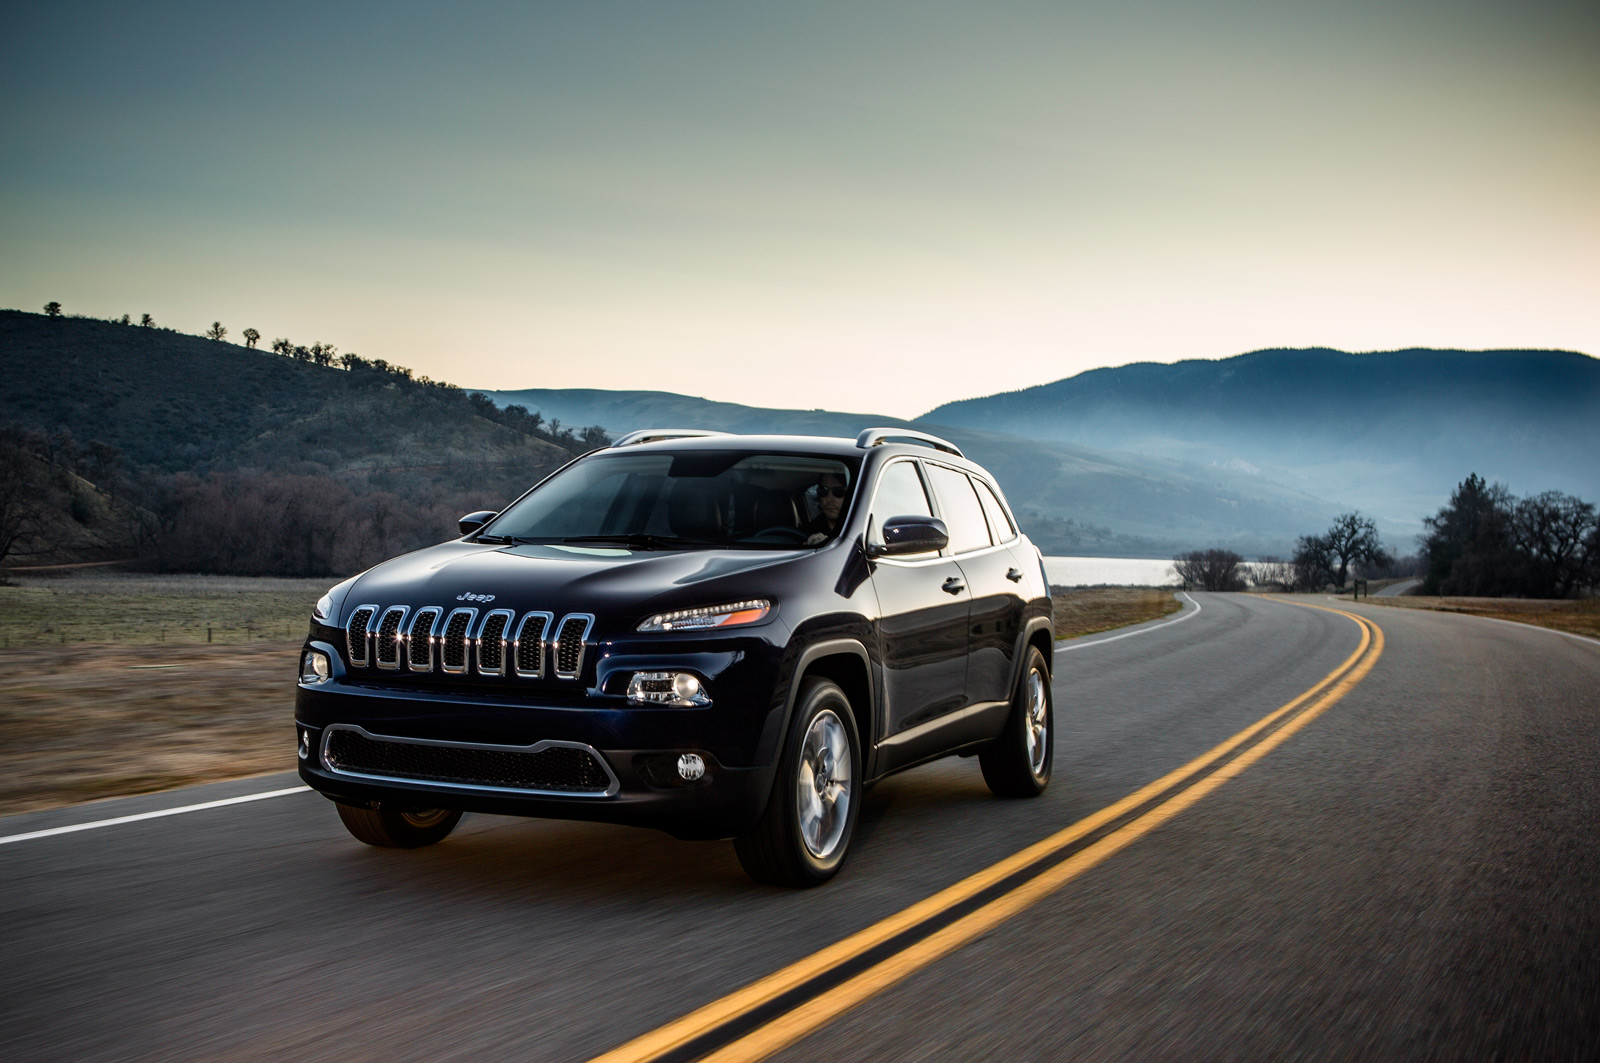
[1057,590,1202,653]
[0,786,310,846]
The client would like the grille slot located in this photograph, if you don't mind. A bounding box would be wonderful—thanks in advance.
[554,613,594,679]
[346,605,378,667]
[440,608,477,674]
[513,612,552,678]
[322,727,617,795]
[476,609,514,676]
[407,608,441,671]
[373,606,409,670]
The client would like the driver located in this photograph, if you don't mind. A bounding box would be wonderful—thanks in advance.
[803,471,849,545]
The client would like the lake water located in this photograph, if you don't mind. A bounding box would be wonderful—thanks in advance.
[1042,556,1280,587]
[1043,556,1180,587]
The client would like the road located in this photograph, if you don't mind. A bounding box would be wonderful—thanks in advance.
[3,594,1596,1061]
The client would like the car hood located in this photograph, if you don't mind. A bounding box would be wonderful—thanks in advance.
[342,540,807,628]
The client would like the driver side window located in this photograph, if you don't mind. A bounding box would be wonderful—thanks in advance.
[869,461,937,556]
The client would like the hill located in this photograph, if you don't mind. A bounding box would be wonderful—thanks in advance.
[0,310,581,483]
[0,310,606,576]
[922,348,1600,524]
[475,387,1345,557]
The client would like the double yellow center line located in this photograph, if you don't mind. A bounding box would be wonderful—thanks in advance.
[591,599,1384,1063]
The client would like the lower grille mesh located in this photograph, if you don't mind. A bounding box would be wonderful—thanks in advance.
[324,729,614,794]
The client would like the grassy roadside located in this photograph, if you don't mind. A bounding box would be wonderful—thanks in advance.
[0,573,326,647]
[1053,587,1182,640]
[1365,594,1600,639]
[0,640,301,816]
[0,578,1182,818]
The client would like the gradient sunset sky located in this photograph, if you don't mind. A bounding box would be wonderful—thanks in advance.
[3,1,1595,417]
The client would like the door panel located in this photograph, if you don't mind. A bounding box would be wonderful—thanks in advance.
[873,559,972,742]
[955,547,1026,707]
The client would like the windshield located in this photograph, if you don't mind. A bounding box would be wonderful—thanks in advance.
[480,450,861,549]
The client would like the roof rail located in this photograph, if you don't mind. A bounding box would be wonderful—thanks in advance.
[611,429,731,448]
[854,427,964,458]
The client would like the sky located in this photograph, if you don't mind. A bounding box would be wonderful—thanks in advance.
[2,0,1596,418]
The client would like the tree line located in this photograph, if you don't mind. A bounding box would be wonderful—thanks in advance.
[1417,474,1598,598]
[0,425,578,578]
[1175,475,1598,598]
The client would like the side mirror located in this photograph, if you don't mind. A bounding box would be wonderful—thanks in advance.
[459,511,498,536]
[870,515,949,557]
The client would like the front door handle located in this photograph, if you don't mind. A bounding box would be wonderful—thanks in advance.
[1005,568,1024,582]
[942,577,965,595]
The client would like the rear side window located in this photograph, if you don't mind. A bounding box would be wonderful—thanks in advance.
[974,478,1017,543]
[926,465,992,554]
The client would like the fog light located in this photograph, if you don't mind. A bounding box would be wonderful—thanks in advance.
[298,729,311,760]
[677,753,706,781]
[627,671,712,707]
[300,649,331,685]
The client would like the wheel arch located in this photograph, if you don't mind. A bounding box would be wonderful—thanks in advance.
[784,639,874,758]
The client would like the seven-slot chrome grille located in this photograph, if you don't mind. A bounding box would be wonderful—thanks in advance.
[340,605,596,681]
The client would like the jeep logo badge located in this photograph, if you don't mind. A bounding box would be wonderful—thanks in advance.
[456,592,496,602]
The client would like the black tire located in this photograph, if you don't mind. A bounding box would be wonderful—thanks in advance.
[735,677,862,888]
[979,646,1053,798]
[335,802,463,848]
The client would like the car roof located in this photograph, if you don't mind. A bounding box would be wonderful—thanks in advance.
[604,432,988,473]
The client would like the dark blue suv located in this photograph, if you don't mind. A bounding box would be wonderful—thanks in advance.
[296,428,1054,886]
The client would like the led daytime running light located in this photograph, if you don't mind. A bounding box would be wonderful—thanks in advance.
[637,599,771,632]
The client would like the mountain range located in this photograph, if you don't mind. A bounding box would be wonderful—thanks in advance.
[479,346,1599,556]
[924,348,1600,525]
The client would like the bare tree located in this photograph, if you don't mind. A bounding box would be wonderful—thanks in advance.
[1253,555,1295,589]
[0,431,51,570]
[1174,548,1245,591]
[140,313,155,328]
[1320,512,1388,587]
[242,328,260,349]
[205,321,228,342]
[43,301,62,317]
[1511,491,1598,598]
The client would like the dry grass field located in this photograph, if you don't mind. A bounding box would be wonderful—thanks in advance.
[0,576,1181,816]
[1052,587,1182,640]
[1367,594,1600,639]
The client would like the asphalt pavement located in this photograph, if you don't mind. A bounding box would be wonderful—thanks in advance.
[2,593,1595,1061]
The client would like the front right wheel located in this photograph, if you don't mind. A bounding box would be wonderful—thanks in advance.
[335,802,463,848]
[979,645,1053,797]
[735,677,861,887]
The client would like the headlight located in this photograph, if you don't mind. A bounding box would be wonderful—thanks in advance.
[313,593,335,621]
[637,599,771,633]
[300,650,332,685]
[627,671,712,707]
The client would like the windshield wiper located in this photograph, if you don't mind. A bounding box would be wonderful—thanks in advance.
[560,534,721,550]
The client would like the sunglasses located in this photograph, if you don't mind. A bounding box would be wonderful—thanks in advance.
[818,485,849,498]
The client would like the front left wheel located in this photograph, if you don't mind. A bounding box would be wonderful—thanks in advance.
[335,802,463,848]
[735,677,862,887]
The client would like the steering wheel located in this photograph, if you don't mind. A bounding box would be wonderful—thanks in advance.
[747,526,809,544]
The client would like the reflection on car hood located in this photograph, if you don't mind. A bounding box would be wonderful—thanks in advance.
[342,540,808,625]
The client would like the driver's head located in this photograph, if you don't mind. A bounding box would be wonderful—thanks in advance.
[817,471,847,525]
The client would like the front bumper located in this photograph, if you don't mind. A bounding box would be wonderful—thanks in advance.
[294,669,783,840]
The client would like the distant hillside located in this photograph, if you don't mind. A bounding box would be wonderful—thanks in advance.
[922,348,1600,524]
[475,387,1346,556]
[0,310,579,487]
